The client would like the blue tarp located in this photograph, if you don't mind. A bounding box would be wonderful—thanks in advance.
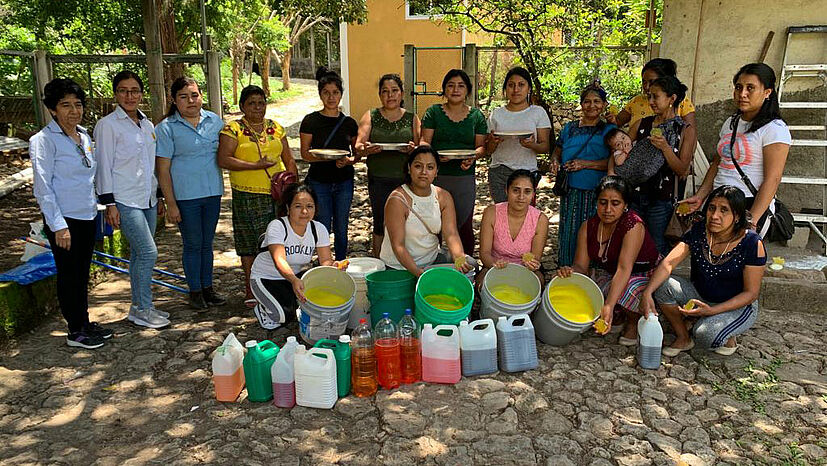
[0,252,57,285]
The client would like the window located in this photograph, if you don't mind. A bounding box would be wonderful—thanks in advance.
[406,1,443,20]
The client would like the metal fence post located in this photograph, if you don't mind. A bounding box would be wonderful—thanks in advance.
[33,50,52,127]
[463,43,477,107]
[206,50,223,118]
[403,44,415,113]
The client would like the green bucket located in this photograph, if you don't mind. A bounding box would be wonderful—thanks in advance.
[365,269,417,327]
[414,267,474,325]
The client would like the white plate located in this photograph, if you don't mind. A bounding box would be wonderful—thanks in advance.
[373,142,409,151]
[439,149,477,160]
[493,131,533,138]
[309,148,349,160]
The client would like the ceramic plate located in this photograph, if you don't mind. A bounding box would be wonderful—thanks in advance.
[439,149,477,160]
[493,131,533,138]
[373,142,409,151]
[309,148,349,160]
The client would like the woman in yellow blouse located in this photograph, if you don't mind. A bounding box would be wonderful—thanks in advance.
[218,85,298,307]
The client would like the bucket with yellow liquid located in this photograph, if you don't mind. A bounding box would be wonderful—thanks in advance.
[480,263,542,320]
[535,272,603,346]
[414,267,474,326]
[298,266,356,345]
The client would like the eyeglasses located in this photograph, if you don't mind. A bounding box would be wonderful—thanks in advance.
[74,143,92,168]
[116,89,143,97]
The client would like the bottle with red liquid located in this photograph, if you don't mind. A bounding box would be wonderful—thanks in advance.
[374,312,401,390]
[399,309,421,384]
[350,318,378,397]
[271,336,300,408]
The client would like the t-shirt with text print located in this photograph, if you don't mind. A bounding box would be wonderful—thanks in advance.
[250,216,330,281]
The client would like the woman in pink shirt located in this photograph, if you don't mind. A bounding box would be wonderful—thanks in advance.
[477,169,549,289]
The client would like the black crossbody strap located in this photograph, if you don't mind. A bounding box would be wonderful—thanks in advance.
[322,114,347,149]
[727,115,760,197]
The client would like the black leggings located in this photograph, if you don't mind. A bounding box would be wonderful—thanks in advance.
[44,218,96,333]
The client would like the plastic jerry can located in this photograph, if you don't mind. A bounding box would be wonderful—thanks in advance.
[212,333,246,402]
[243,340,280,402]
[313,336,352,397]
[637,313,663,369]
[421,324,461,384]
[271,336,300,408]
[496,315,538,373]
[459,319,498,377]
[295,346,338,409]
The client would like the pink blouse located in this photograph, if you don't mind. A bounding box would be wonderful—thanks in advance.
[492,202,541,264]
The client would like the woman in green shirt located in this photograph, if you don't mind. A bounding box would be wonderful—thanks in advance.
[420,69,487,255]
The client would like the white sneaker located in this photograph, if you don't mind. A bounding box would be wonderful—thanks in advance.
[150,307,170,319]
[132,308,170,329]
[253,304,281,330]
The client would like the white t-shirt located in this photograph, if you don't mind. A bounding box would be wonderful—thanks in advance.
[250,217,330,280]
[488,105,552,171]
[714,117,791,196]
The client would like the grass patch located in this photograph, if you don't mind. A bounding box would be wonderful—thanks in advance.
[712,358,784,414]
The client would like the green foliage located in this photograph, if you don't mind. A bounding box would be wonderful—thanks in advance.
[0,26,37,95]
[253,16,290,53]
[188,57,301,112]
[711,358,784,414]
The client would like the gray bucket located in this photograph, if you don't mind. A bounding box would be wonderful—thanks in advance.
[298,266,356,345]
[480,263,542,320]
[535,273,602,346]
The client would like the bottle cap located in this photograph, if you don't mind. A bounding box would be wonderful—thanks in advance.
[459,320,468,327]
[245,340,258,348]
[339,335,351,343]
[405,308,412,315]
[382,312,390,318]
[286,336,296,343]
[359,318,366,324]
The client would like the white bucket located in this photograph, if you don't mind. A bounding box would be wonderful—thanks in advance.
[535,273,603,346]
[298,266,356,345]
[345,257,385,329]
[480,263,542,320]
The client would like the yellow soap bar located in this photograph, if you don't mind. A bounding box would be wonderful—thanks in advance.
[304,287,348,307]
[594,318,609,333]
[490,284,533,305]
[683,300,695,311]
[548,284,595,323]
[424,294,464,311]
[650,128,663,138]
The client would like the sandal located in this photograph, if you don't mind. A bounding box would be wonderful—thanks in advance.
[662,340,695,357]
[244,298,258,309]
[618,336,637,346]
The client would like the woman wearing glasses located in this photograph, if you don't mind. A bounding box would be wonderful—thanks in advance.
[31,78,113,349]
[94,71,169,329]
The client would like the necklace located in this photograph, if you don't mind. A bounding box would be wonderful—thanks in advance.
[597,221,617,263]
[705,231,736,266]
[241,118,267,143]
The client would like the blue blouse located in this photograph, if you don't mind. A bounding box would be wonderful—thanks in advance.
[556,120,616,190]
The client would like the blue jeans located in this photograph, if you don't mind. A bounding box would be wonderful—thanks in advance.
[631,193,673,256]
[116,203,158,310]
[177,195,221,292]
[306,178,353,260]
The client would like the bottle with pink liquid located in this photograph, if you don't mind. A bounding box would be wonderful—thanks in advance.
[421,324,461,384]
[271,336,300,408]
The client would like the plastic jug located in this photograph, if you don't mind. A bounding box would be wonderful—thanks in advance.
[496,315,538,373]
[399,309,421,384]
[212,333,246,402]
[421,324,461,384]
[459,319,498,377]
[295,346,338,409]
[374,312,401,390]
[313,336,352,397]
[637,313,663,369]
[271,336,299,408]
[350,318,378,397]
[243,340,280,402]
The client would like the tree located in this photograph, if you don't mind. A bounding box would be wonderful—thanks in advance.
[252,15,289,96]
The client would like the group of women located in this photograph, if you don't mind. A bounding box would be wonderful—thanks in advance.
[31,57,788,357]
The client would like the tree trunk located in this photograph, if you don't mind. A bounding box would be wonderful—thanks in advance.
[281,47,292,91]
[261,50,271,97]
[231,42,242,105]
[156,0,184,88]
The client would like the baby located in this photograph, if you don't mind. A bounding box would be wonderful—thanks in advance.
[604,128,633,167]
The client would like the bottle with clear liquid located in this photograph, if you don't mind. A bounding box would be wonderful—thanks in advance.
[350,318,378,397]
[399,309,421,384]
[374,312,401,390]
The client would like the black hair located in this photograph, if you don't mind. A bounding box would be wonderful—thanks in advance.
[650,76,687,109]
[502,66,532,101]
[239,85,266,108]
[279,182,318,217]
[642,58,678,78]
[112,70,144,94]
[595,175,631,204]
[166,77,199,118]
[316,66,343,93]
[732,63,784,133]
[703,185,748,232]
[603,127,628,147]
[43,78,86,111]
[378,73,404,107]
[441,69,472,96]
[506,169,535,190]
[403,145,440,185]
[580,81,607,103]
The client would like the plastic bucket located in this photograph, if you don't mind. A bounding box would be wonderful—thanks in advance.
[480,263,542,320]
[535,273,603,346]
[346,257,386,329]
[424,259,476,283]
[414,267,474,326]
[366,269,416,327]
[298,266,356,345]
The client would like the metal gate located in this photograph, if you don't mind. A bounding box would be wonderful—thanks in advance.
[403,45,473,115]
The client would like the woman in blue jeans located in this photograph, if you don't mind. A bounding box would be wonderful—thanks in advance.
[95,70,169,328]
[156,77,226,310]
[299,67,359,260]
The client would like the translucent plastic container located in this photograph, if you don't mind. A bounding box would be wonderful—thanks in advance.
[637,313,663,369]
[399,309,421,384]
[496,315,538,373]
[421,324,461,384]
[295,346,338,409]
[271,336,299,408]
[374,313,401,390]
[212,333,246,402]
[350,318,378,397]
[459,319,498,377]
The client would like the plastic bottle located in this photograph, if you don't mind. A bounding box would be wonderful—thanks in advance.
[295,346,338,409]
[212,332,246,402]
[242,340,279,402]
[496,315,538,373]
[399,309,422,384]
[374,312,401,390]
[350,318,378,397]
[421,324,461,384]
[459,319,498,377]
[637,313,663,369]
[271,336,299,408]
[313,336,352,397]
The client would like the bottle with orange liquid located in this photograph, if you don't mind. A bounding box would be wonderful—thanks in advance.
[374,312,401,390]
[399,309,421,384]
[350,318,378,397]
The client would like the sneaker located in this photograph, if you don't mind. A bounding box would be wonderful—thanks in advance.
[150,307,170,319]
[202,286,227,306]
[253,304,281,330]
[127,305,138,323]
[132,308,170,329]
[83,322,113,340]
[66,331,105,349]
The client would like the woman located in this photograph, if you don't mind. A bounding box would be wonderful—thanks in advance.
[218,85,297,309]
[682,63,791,239]
[300,67,359,261]
[552,82,617,266]
[355,74,420,257]
[156,77,226,310]
[31,78,115,348]
[642,186,766,356]
[249,183,340,330]
[477,169,550,288]
[485,67,552,203]
[557,176,660,339]
[380,146,474,277]
[421,69,487,255]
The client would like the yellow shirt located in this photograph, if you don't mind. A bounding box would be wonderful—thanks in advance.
[220,119,287,194]
[622,94,696,127]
